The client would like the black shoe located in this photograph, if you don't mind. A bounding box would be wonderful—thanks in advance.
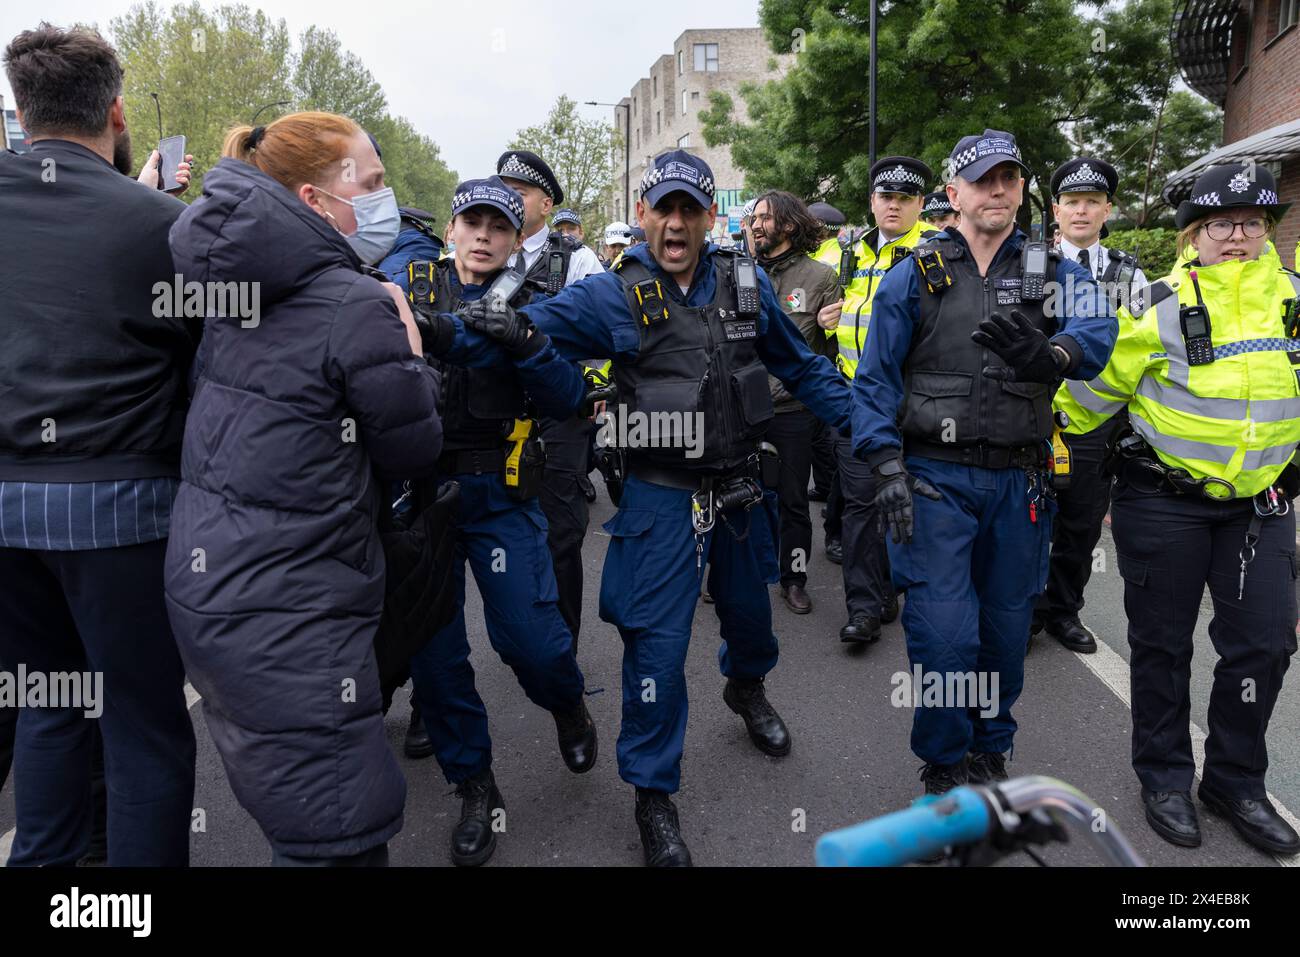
[723,676,792,756]
[635,788,692,866]
[404,698,434,760]
[553,699,598,774]
[809,487,829,502]
[967,751,1008,784]
[919,758,969,796]
[881,595,900,624]
[839,613,880,644]
[578,474,597,504]
[451,769,504,867]
[780,583,812,614]
[1198,784,1300,855]
[1046,616,1097,654]
[1141,789,1201,848]
[1030,615,1045,636]
[825,539,843,564]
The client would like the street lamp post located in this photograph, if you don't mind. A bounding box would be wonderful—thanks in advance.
[869,0,878,168]
[585,100,631,222]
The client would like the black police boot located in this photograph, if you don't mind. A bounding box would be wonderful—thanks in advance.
[451,769,504,867]
[1141,789,1201,848]
[825,538,843,564]
[881,594,900,624]
[967,751,1008,784]
[1198,784,1300,855]
[919,758,969,796]
[404,695,434,760]
[809,486,829,502]
[634,788,692,866]
[839,613,881,644]
[553,698,598,774]
[1046,616,1097,654]
[723,676,792,756]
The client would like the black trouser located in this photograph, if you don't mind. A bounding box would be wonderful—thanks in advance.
[810,419,837,497]
[767,407,817,587]
[539,416,591,651]
[1036,418,1122,624]
[833,429,892,618]
[824,469,844,540]
[1111,485,1297,799]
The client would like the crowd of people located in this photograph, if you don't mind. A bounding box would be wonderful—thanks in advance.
[2,22,1298,869]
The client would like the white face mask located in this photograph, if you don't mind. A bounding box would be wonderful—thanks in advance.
[315,185,401,264]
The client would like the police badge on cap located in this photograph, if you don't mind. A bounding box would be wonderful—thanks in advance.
[496,149,564,204]
[869,156,932,195]
[1175,163,1292,228]
[552,208,582,227]
[640,150,716,208]
[948,129,1030,182]
[921,191,954,217]
[450,176,526,230]
[1050,157,1118,199]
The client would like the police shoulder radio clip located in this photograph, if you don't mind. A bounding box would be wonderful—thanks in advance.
[1181,270,1214,366]
[547,250,566,295]
[1020,241,1049,301]
[734,257,761,316]
[915,244,953,294]
[838,242,856,291]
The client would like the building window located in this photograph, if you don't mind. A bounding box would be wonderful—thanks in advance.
[681,90,688,115]
[633,97,637,117]
[1280,0,1299,32]
[656,110,661,133]
[677,50,684,75]
[678,133,691,148]
[636,128,640,149]
[1229,6,1252,77]
[653,75,657,97]
[694,42,719,72]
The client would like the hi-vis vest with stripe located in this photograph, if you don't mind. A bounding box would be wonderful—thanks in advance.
[830,219,938,379]
[1053,247,1300,497]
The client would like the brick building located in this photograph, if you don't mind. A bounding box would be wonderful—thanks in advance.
[606,28,792,237]
[1168,0,1300,267]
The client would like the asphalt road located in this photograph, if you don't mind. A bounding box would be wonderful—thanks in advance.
[1,483,1296,867]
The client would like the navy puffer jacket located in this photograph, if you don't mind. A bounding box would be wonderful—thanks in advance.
[163,158,442,857]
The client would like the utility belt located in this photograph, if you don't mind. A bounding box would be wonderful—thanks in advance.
[437,419,546,501]
[905,438,1047,471]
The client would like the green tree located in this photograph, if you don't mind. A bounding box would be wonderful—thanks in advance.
[291,25,386,127]
[509,95,622,243]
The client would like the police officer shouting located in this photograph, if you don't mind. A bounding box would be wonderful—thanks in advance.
[854,130,1116,796]
[513,151,853,865]
[497,150,607,650]
[1033,157,1146,653]
[823,157,939,645]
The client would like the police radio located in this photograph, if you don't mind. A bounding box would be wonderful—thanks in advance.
[1181,270,1214,366]
[1021,241,1049,301]
[1108,252,1138,289]
[838,244,856,291]
[546,249,566,295]
[1283,297,1300,339]
[485,266,525,311]
[734,257,761,316]
[916,246,952,294]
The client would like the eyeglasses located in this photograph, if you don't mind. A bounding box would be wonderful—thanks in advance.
[1202,218,1268,240]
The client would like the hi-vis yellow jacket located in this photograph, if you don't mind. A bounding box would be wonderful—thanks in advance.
[812,235,843,268]
[1054,246,1300,496]
[829,219,938,380]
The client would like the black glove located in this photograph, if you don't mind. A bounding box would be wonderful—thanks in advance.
[1276,460,1300,500]
[412,309,456,357]
[872,455,942,545]
[459,296,532,355]
[970,309,1065,384]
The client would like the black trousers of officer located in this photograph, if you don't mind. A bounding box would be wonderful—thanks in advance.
[539,415,591,651]
[766,407,817,587]
[1110,485,1297,799]
[811,419,837,497]
[1035,418,1124,625]
[833,428,892,618]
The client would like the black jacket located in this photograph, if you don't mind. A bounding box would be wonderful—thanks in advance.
[0,140,196,481]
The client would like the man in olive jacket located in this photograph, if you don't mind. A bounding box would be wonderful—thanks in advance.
[751,191,841,614]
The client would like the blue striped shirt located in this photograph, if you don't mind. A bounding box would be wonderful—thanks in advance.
[0,478,180,551]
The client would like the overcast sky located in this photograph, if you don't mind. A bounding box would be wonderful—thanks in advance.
[1,0,761,181]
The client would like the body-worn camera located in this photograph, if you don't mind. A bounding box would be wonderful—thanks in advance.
[916,247,953,294]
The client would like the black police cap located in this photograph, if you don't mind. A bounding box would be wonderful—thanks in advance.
[1175,163,1292,229]
[497,149,564,204]
[869,156,932,195]
[1050,157,1118,199]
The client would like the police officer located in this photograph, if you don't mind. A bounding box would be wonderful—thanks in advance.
[497,150,607,649]
[1055,164,1300,855]
[551,206,584,242]
[854,130,1116,796]
[514,151,852,865]
[825,156,939,644]
[603,220,634,266]
[920,190,959,230]
[809,201,849,266]
[401,177,596,867]
[1033,157,1147,653]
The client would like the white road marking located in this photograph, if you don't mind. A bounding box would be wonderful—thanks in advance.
[1079,624,1300,867]
[0,682,203,866]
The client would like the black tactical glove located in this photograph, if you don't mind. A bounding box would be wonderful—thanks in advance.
[970,309,1067,384]
[412,310,456,357]
[873,455,942,545]
[1275,460,1300,500]
[459,296,532,356]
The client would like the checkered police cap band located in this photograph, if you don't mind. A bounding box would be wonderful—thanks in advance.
[499,153,553,197]
[1059,163,1108,192]
[873,165,926,191]
[923,195,952,213]
[1191,191,1222,207]
[453,184,525,222]
[951,136,1023,174]
[641,161,715,198]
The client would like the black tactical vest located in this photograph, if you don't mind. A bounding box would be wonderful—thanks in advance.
[612,251,775,473]
[901,234,1059,453]
[520,231,578,296]
[426,259,531,451]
